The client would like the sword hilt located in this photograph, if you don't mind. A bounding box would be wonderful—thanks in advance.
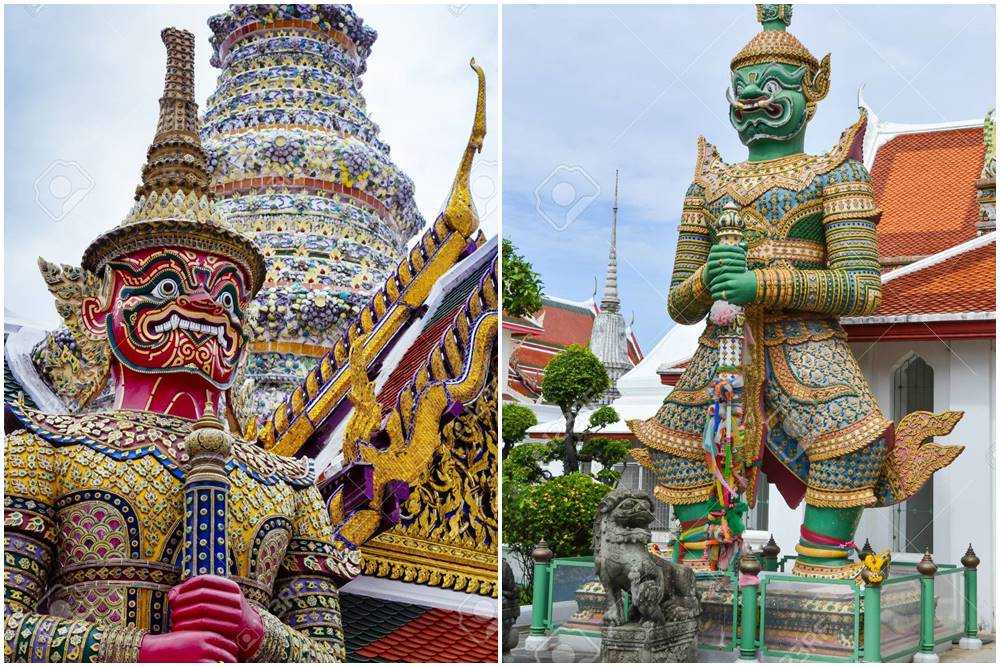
[713,202,747,368]
[715,201,746,247]
[182,405,232,579]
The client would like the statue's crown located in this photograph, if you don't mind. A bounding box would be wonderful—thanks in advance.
[730,5,831,110]
[732,4,817,72]
[81,27,265,295]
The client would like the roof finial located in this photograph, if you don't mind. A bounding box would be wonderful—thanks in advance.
[440,58,487,238]
[756,4,792,32]
[135,28,211,200]
[601,170,621,313]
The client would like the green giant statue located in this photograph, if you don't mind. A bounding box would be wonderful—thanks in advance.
[628,4,964,579]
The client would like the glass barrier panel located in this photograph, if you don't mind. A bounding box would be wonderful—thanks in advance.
[934,569,963,643]
[549,559,603,635]
[880,576,921,659]
[761,578,858,659]
[696,574,735,650]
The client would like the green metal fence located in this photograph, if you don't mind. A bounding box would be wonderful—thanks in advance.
[546,556,605,637]
[525,546,981,662]
[695,570,739,652]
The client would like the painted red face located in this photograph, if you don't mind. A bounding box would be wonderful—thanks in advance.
[90,247,250,389]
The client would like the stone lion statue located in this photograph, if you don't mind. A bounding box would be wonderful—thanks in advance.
[593,489,700,627]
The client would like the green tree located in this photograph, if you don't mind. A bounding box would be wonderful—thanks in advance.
[504,442,559,485]
[579,438,629,486]
[540,345,610,473]
[501,403,537,459]
[576,405,626,485]
[586,405,619,432]
[503,473,611,596]
[502,239,543,318]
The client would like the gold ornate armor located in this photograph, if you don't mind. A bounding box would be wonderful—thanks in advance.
[4,406,360,662]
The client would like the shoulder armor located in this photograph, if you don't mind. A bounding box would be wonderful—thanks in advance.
[8,401,314,488]
[690,109,869,206]
[692,136,730,197]
[230,438,315,489]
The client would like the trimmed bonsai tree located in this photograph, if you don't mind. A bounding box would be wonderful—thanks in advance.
[541,344,610,473]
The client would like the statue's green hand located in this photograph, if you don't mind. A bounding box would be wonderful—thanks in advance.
[710,270,757,305]
[706,243,748,287]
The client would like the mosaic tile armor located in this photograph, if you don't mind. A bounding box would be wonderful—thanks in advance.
[4,406,359,662]
[201,5,425,416]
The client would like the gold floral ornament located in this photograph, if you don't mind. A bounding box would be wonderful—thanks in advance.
[861,550,891,585]
[878,411,965,504]
[34,259,112,409]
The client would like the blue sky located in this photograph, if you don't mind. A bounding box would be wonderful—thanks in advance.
[503,4,995,352]
[4,4,498,326]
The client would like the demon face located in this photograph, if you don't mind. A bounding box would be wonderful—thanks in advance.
[728,62,809,147]
[82,247,251,389]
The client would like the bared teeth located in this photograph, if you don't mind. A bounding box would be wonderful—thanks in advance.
[152,316,225,342]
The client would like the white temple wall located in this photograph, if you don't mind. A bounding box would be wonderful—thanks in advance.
[850,337,995,632]
[765,501,803,571]
[501,328,514,394]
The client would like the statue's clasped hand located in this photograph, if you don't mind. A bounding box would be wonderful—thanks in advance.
[145,574,266,662]
[706,242,756,305]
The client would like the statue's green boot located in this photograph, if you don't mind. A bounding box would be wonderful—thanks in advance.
[791,505,866,579]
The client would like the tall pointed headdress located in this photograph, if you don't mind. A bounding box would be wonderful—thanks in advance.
[731,5,831,117]
[81,28,265,295]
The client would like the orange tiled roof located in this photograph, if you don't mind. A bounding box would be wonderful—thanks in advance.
[877,240,995,316]
[535,299,594,349]
[871,127,984,259]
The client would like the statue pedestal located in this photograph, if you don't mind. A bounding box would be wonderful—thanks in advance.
[599,619,698,663]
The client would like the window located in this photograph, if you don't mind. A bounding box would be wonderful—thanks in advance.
[892,354,934,554]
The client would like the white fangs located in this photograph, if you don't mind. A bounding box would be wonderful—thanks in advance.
[152,316,227,345]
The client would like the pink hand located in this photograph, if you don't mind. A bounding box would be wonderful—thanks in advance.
[168,574,264,659]
[139,630,238,663]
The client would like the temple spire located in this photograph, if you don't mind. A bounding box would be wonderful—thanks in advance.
[601,170,621,313]
[589,169,631,405]
[135,28,211,200]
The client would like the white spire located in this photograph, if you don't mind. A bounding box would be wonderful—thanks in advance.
[601,170,621,312]
[590,169,631,405]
